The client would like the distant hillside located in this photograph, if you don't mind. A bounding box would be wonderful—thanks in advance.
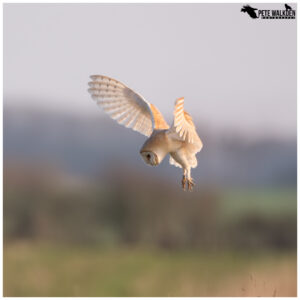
[4,106,296,187]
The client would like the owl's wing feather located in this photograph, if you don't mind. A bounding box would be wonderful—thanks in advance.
[88,75,169,136]
[168,97,202,169]
[169,97,202,152]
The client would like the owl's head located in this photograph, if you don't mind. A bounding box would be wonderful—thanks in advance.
[140,151,159,166]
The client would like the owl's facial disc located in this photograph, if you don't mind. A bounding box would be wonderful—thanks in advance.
[140,151,159,166]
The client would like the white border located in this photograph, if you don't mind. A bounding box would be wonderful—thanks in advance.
[1,1,298,299]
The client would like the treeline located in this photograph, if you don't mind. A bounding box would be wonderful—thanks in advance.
[4,163,296,251]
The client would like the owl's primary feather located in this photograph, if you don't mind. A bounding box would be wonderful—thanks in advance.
[88,75,169,137]
[88,75,203,191]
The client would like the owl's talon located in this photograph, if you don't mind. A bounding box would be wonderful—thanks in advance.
[182,175,187,190]
[182,176,194,191]
[187,178,195,191]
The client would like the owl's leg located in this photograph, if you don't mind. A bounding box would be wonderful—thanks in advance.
[182,169,187,190]
[171,150,194,191]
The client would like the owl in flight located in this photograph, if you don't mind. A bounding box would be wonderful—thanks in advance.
[88,75,203,191]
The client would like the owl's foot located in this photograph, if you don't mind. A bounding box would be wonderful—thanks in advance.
[181,176,194,191]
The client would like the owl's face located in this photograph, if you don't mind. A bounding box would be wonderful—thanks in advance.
[140,151,159,166]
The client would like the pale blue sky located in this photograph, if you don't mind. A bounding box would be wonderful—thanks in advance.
[4,3,297,138]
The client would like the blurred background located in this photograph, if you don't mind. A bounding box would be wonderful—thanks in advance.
[3,3,297,297]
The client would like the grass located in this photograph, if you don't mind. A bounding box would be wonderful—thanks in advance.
[4,242,297,297]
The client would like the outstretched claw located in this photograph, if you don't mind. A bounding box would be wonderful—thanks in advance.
[181,175,195,191]
[182,175,187,190]
[187,178,195,191]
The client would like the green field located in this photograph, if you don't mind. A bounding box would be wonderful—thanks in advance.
[220,187,297,219]
[4,242,296,297]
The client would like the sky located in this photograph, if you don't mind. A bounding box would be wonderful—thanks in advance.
[3,3,297,139]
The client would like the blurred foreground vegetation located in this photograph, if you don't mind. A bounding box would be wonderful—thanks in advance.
[3,163,297,296]
[4,243,296,296]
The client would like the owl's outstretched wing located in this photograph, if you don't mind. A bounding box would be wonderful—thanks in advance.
[168,97,203,169]
[169,97,201,145]
[88,75,169,137]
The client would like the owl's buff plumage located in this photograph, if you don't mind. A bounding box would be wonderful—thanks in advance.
[88,75,203,191]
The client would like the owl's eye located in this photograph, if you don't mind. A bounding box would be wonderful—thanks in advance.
[147,154,151,160]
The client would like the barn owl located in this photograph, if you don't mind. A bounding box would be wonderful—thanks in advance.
[88,75,203,191]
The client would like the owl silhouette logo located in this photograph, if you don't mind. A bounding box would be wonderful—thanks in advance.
[285,4,292,10]
[241,5,258,18]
